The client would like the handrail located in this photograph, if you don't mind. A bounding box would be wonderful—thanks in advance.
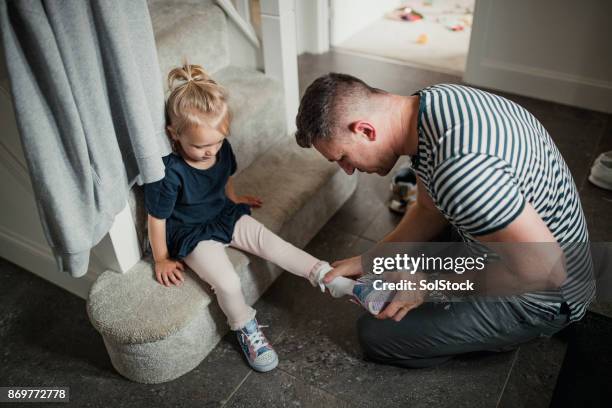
[215,0,260,49]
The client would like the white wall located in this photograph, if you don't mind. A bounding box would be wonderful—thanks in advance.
[295,0,315,54]
[330,0,401,46]
[465,0,612,113]
[295,0,329,55]
[0,77,104,299]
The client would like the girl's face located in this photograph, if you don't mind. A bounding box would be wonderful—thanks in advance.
[170,122,226,164]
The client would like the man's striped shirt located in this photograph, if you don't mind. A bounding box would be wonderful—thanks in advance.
[411,84,595,322]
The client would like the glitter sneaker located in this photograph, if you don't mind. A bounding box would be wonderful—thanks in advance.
[236,318,278,372]
[351,274,395,315]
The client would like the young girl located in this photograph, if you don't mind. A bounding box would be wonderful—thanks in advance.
[144,63,386,373]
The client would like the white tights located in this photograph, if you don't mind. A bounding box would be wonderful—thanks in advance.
[183,215,352,330]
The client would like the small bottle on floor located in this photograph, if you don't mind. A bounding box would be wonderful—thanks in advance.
[310,262,395,315]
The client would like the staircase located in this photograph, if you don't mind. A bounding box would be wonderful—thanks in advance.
[86,0,358,384]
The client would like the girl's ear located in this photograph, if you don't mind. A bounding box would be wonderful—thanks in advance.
[166,125,177,140]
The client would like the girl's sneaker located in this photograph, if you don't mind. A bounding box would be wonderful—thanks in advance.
[351,274,395,315]
[236,318,278,372]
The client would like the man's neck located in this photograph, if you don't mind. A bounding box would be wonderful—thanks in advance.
[388,94,420,157]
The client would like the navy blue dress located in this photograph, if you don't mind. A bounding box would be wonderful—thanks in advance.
[144,139,251,259]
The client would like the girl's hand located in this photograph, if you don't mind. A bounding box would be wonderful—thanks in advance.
[236,195,263,208]
[155,259,185,287]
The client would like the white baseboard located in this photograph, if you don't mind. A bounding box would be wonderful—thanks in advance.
[465,58,612,114]
[0,225,98,300]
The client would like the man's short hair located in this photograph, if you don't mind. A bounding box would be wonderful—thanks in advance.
[295,73,384,148]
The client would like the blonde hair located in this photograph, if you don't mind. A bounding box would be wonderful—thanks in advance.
[165,62,230,150]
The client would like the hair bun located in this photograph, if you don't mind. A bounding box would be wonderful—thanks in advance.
[167,62,219,91]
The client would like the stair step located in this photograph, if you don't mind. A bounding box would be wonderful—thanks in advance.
[215,66,286,172]
[148,0,230,77]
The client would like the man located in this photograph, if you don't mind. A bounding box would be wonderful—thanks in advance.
[295,73,595,368]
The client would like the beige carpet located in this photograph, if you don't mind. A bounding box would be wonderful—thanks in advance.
[335,0,474,76]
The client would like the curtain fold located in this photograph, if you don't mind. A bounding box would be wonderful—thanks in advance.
[0,0,171,277]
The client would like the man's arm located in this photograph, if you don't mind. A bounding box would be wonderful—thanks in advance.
[447,201,567,295]
[377,202,567,321]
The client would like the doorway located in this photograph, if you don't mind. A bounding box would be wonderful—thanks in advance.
[330,0,474,76]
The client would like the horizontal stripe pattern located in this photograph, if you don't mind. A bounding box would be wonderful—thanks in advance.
[412,84,594,322]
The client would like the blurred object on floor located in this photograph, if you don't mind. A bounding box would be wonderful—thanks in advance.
[416,33,429,44]
[588,151,612,191]
[386,6,424,22]
[388,163,418,214]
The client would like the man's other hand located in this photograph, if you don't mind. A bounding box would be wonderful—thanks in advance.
[376,271,427,321]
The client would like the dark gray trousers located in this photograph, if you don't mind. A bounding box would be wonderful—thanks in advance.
[356,296,571,368]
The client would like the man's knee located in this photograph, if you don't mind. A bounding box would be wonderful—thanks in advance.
[356,313,380,357]
[356,313,453,369]
[356,313,404,363]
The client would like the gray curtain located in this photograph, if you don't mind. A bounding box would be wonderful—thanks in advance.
[0,0,171,277]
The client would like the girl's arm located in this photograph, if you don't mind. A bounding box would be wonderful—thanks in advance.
[148,214,184,286]
[225,176,263,208]
[225,176,239,203]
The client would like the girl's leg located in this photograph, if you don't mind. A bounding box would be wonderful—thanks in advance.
[230,215,355,296]
[183,240,255,330]
[231,215,318,278]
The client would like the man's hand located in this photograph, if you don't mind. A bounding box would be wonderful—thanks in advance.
[235,195,263,208]
[155,259,185,287]
[376,271,428,321]
[324,255,364,283]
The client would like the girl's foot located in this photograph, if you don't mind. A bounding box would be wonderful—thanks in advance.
[351,274,395,315]
[236,318,278,372]
[308,261,355,298]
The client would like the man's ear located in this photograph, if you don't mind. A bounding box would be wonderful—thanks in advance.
[349,120,376,141]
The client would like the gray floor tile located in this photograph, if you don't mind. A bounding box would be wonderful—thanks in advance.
[325,158,410,239]
[542,119,607,186]
[588,302,612,319]
[302,222,375,264]
[361,207,403,242]
[497,336,568,408]
[225,369,353,408]
[579,182,612,242]
[324,179,387,238]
